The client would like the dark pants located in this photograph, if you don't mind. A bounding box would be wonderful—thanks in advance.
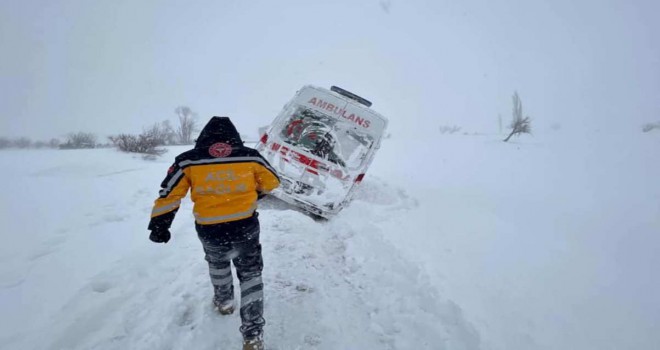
[196,213,264,341]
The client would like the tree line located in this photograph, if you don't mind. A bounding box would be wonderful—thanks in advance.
[109,106,198,156]
[0,106,198,155]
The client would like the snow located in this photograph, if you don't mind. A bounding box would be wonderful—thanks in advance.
[1,131,659,349]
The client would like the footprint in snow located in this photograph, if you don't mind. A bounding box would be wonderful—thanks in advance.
[90,279,115,293]
[177,304,196,328]
[27,234,67,262]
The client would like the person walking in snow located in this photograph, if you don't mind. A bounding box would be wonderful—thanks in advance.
[148,116,280,350]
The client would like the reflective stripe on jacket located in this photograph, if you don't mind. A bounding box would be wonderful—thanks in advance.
[149,117,280,229]
[151,155,279,225]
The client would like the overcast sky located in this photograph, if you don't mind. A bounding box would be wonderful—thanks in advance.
[1,0,659,140]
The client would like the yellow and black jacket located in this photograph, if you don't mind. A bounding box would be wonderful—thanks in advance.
[148,117,280,231]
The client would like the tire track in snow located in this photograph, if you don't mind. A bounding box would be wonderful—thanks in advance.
[261,176,481,349]
[333,177,482,349]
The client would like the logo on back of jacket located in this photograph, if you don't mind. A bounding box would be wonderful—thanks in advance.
[195,142,244,196]
[209,142,232,157]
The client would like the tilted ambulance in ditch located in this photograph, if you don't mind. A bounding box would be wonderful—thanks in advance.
[256,85,388,218]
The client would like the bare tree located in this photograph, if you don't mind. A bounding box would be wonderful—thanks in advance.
[109,133,166,156]
[109,134,133,152]
[175,106,197,145]
[143,121,176,146]
[48,138,61,149]
[439,125,462,134]
[504,91,532,142]
[61,132,97,149]
[161,120,177,145]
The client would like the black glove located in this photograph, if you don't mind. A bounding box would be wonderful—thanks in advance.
[149,228,171,243]
[257,192,268,200]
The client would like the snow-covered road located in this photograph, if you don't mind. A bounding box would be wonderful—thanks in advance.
[1,131,659,349]
[0,147,479,350]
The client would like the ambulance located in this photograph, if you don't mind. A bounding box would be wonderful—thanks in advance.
[256,85,389,218]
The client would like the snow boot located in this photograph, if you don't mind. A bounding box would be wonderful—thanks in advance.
[213,297,235,315]
[243,338,264,350]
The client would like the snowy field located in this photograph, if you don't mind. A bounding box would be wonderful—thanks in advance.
[1,131,658,350]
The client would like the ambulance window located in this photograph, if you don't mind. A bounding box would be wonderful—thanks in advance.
[280,107,373,170]
[335,126,374,170]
